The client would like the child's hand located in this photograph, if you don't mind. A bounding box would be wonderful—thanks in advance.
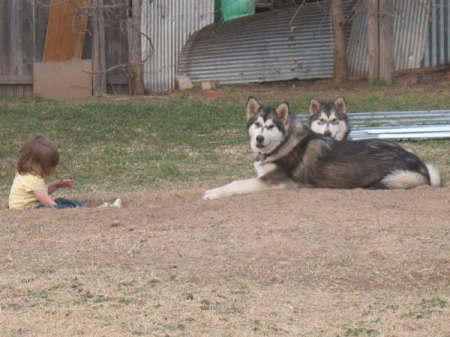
[57,179,74,189]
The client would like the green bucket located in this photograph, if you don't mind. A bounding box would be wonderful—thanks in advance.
[220,0,255,22]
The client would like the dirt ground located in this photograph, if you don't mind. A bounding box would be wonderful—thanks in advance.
[1,71,450,336]
[0,186,449,337]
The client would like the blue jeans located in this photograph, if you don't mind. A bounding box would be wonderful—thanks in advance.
[38,198,84,209]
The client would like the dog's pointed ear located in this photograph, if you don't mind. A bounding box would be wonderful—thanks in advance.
[334,97,347,114]
[309,99,321,116]
[246,96,261,120]
[276,102,290,123]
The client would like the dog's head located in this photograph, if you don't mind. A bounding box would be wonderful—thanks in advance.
[308,97,349,141]
[246,97,290,155]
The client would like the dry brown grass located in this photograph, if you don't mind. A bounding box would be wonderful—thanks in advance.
[1,186,449,336]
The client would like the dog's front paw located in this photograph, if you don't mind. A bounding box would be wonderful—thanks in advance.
[203,187,226,200]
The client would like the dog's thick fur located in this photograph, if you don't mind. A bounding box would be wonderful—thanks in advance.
[309,97,350,140]
[203,97,441,200]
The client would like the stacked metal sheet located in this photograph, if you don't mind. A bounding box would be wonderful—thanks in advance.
[298,109,450,140]
[349,124,450,140]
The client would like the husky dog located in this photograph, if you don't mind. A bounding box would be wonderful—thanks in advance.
[203,97,441,200]
[308,97,350,140]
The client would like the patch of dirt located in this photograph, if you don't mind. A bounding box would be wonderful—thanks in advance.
[177,67,450,104]
[1,186,449,336]
[44,66,450,107]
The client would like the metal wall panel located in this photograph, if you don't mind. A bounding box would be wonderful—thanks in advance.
[393,0,430,70]
[423,0,450,67]
[141,0,215,93]
[347,0,433,77]
[179,1,354,84]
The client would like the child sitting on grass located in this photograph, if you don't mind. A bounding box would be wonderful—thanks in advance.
[8,134,84,210]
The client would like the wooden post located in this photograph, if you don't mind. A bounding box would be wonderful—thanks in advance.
[331,0,347,84]
[367,0,379,82]
[128,0,145,95]
[92,0,106,96]
[379,0,394,84]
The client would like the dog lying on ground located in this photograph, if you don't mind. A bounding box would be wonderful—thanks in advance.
[308,97,350,140]
[203,97,441,200]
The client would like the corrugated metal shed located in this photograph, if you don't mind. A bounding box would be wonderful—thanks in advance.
[347,0,432,76]
[179,0,354,84]
[141,0,214,93]
[422,0,450,67]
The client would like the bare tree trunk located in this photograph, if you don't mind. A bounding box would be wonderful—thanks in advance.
[331,0,347,84]
[379,0,394,84]
[367,0,379,82]
[128,0,145,95]
[92,0,106,96]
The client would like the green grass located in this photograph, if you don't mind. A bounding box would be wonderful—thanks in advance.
[293,92,450,117]
[0,97,247,196]
[1,93,449,197]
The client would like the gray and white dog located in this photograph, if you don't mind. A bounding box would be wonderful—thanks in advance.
[308,97,350,140]
[203,97,441,200]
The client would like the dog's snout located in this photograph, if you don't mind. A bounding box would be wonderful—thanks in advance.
[324,131,331,137]
[256,135,264,143]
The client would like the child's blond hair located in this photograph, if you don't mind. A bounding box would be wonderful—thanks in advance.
[17,134,59,177]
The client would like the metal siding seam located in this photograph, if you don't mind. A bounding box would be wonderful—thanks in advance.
[444,0,449,63]
[416,0,428,68]
[355,5,365,76]
[432,0,438,65]
[406,0,417,69]
[436,0,441,65]
[407,0,417,69]
[423,0,433,67]
[393,0,403,70]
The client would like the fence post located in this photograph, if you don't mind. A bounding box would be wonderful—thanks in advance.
[92,0,106,96]
[379,0,394,84]
[128,0,145,95]
[332,0,348,84]
[367,0,379,82]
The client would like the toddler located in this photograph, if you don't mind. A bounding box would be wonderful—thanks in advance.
[9,134,83,210]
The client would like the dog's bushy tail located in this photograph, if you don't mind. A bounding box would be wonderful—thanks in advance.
[426,163,442,187]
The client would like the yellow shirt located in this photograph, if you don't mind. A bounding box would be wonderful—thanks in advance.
[9,173,48,210]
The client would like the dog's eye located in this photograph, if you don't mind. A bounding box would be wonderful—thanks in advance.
[266,125,274,130]
[254,122,262,128]
[319,118,326,124]
[330,119,338,124]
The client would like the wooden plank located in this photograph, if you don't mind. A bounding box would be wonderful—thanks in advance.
[0,76,33,85]
[128,0,145,94]
[92,0,106,96]
[104,0,129,92]
[0,0,34,89]
[0,85,33,98]
[34,0,51,62]
[43,0,91,61]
